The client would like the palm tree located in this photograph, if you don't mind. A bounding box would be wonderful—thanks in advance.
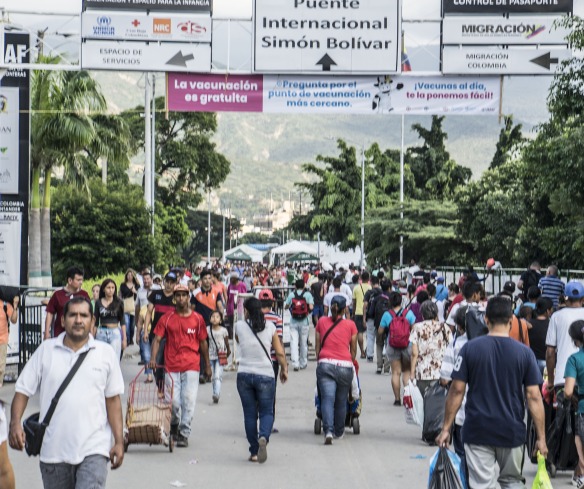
[30,61,106,286]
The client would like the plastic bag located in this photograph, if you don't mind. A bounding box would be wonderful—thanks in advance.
[428,447,467,489]
[423,382,448,444]
[532,451,553,489]
[547,390,578,471]
[403,380,424,427]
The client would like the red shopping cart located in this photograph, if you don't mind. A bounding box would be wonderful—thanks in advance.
[124,367,174,452]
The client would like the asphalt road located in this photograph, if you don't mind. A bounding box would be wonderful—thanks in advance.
[4,338,550,489]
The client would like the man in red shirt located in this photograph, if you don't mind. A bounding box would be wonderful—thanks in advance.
[150,284,212,448]
[44,267,90,339]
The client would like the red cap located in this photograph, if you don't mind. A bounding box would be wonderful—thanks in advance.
[259,289,274,301]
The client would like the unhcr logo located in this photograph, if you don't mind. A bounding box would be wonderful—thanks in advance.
[93,16,115,37]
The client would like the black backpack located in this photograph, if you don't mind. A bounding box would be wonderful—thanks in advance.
[522,269,541,293]
[366,288,382,320]
[373,294,391,328]
[462,305,488,340]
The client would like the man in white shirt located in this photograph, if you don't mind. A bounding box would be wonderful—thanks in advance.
[9,297,124,489]
[546,281,584,390]
[324,277,352,317]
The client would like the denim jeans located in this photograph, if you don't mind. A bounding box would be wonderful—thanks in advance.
[366,319,376,360]
[210,359,224,397]
[290,318,310,369]
[236,372,275,456]
[140,335,152,375]
[124,313,135,344]
[40,454,108,489]
[316,362,354,437]
[96,327,122,360]
[169,371,200,438]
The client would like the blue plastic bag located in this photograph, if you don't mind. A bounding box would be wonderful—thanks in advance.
[428,447,468,489]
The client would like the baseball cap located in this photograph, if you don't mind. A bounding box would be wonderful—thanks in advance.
[436,276,444,283]
[565,281,584,300]
[165,271,177,282]
[173,284,189,294]
[330,295,347,311]
[503,281,516,293]
[153,274,162,281]
[258,289,274,301]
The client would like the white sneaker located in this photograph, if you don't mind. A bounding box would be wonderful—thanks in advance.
[572,473,579,487]
[324,433,333,445]
[576,476,584,489]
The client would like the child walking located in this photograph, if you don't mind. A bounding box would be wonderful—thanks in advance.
[208,310,231,403]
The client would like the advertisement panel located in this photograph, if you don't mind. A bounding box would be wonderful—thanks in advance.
[254,0,401,74]
[442,0,573,14]
[168,73,501,115]
[0,88,19,195]
[82,0,212,13]
[442,15,570,45]
[81,11,212,42]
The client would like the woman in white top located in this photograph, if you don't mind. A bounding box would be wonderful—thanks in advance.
[235,297,288,464]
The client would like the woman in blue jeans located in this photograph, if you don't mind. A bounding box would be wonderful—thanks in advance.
[235,298,288,463]
[315,295,358,445]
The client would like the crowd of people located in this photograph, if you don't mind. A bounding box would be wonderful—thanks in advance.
[2,259,584,488]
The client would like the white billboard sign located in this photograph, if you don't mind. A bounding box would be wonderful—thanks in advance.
[443,16,570,45]
[254,0,401,74]
[81,11,212,43]
[81,40,211,72]
[442,46,571,75]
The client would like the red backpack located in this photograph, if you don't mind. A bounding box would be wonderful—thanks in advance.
[388,309,411,349]
[290,291,309,319]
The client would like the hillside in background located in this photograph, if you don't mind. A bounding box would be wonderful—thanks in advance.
[92,71,552,219]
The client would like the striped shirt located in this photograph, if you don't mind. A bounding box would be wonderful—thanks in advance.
[439,333,468,426]
[538,276,565,308]
[264,310,283,361]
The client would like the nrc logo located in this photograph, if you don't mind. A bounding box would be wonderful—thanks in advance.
[153,18,171,34]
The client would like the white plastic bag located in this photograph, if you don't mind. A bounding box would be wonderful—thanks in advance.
[403,380,424,427]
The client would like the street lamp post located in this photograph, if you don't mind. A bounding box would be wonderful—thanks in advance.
[360,145,365,271]
[207,190,211,266]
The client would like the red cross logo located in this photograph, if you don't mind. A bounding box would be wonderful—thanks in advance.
[131,19,140,27]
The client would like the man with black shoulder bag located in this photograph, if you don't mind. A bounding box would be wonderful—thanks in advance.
[9,297,125,489]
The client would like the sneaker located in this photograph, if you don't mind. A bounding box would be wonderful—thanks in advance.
[376,368,382,375]
[333,432,344,440]
[212,395,219,404]
[324,433,333,445]
[572,474,579,487]
[293,367,299,372]
[257,437,268,464]
[176,435,189,448]
[576,476,584,489]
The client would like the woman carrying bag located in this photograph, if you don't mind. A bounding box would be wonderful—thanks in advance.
[119,269,139,346]
[235,297,288,464]
[315,295,358,445]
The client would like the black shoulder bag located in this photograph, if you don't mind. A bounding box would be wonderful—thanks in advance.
[246,320,272,364]
[24,350,90,456]
[318,318,342,359]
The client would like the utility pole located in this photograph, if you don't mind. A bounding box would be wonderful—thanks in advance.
[151,74,156,237]
[360,145,365,271]
[144,74,152,211]
[399,115,405,268]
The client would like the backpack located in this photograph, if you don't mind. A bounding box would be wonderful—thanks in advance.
[522,269,541,293]
[463,305,488,340]
[366,288,382,320]
[388,309,411,349]
[374,294,391,328]
[290,291,308,319]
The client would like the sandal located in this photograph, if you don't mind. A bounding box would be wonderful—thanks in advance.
[248,455,258,462]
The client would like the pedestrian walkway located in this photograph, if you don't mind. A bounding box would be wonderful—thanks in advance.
[6,341,542,489]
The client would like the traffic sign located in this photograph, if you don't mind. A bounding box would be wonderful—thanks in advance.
[442,46,571,75]
[81,11,212,43]
[442,16,570,45]
[81,40,211,72]
[254,0,401,74]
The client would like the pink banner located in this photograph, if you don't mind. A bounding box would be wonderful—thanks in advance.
[167,73,263,112]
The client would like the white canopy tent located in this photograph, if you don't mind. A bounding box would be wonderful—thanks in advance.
[222,244,265,263]
[270,240,363,267]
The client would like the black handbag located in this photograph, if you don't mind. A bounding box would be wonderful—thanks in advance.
[23,350,89,456]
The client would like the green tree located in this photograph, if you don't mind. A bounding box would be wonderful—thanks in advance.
[489,115,524,170]
[51,180,158,282]
[122,97,230,208]
[30,63,107,286]
[366,200,467,265]
[407,116,472,199]
[182,210,241,263]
